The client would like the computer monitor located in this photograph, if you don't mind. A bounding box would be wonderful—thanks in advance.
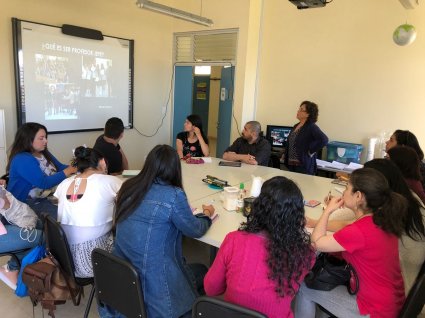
[266,125,293,150]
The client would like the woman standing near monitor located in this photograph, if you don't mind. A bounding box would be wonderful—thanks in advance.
[285,101,328,175]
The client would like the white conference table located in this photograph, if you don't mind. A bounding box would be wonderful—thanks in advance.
[124,157,346,248]
[189,160,340,247]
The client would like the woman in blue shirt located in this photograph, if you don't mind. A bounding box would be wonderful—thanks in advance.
[6,122,76,218]
[99,144,214,318]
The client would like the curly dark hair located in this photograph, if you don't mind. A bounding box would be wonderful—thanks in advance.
[301,101,319,123]
[239,176,314,297]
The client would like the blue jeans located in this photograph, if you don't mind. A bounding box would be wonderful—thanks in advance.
[295,282,369,318]
[27,197,58,219]
[0,224,42,270]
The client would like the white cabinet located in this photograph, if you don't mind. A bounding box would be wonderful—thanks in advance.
[0,110,6,176]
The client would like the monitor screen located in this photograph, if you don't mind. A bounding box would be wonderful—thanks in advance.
[266,125,292,149]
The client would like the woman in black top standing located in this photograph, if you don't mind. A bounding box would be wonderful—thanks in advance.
[176,114,209,158]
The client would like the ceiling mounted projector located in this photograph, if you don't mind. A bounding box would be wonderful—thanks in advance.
[289,0,326,9]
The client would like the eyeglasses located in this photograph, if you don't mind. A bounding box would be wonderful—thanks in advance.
[298,108,307,113]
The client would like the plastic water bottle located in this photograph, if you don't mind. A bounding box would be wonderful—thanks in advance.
[237,183,245,213]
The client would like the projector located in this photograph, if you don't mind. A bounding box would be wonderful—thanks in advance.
[289,0,326,9]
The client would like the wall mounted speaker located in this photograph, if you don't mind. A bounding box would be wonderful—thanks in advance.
[62,24,104,40]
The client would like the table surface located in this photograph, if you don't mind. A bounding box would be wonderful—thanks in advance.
[189,160,340,247]
[124,157,345,248]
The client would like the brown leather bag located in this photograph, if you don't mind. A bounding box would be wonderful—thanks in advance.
[22,254,82,318]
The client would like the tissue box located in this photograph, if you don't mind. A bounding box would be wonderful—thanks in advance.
[326,141,363,164]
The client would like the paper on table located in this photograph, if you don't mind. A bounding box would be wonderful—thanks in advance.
[202,157,212,163]
[122,170,140,177]
[330,161,347,170]
[316,159,330,167]
[343,162,363,172]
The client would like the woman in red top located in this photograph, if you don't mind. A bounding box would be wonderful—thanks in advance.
[295,168,407,318]
[204,176,315,318]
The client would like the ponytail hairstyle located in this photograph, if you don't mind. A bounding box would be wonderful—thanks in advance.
[71,146,105,173]
[364,159,425,241]
[350,168,407,237]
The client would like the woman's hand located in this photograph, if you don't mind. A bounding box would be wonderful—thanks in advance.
[323,194,335,205]
[202,204,215,217]
[0,179,6,186]
[64,165,77,177]
[324,196,344,214]
[193,126,201,136]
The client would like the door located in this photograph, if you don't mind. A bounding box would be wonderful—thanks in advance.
[216,66,235,158]
[192,75,210,134]
[172,66,193,148]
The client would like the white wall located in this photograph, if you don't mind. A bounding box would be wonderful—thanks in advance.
[2,0,424,167]
[256,0,425,161]
[0,0,251,168]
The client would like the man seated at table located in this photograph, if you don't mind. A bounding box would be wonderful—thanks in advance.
[223,121,271,166]
[93,117,129,175]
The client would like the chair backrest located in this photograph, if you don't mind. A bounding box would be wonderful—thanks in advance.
[91,248,147,318]
[43,214,76,279]
[192,296,268,318]
[398,260,425,318]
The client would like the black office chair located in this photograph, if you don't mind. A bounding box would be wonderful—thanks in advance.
[91,248,147,318]
[43,214,95,318]
[398,259,425,318]
[192,296,268,318]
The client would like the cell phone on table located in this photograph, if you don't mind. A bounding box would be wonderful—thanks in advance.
[304,199,321,208]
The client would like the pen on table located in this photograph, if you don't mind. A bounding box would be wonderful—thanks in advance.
[323,191,331,210]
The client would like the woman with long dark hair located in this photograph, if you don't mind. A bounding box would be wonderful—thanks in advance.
[99,145,214,318]
[387,145,425,204]
[204,176,314,318]
[176,114,209,158]
[285,101,328,175]
[386,129,425,188]
[7,122,76,217]
[54,146,122,277]
[296,168,407,317]
[306,159,425,295]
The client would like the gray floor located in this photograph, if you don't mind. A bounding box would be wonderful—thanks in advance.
[2,240,423,318]
[0,238,212,318]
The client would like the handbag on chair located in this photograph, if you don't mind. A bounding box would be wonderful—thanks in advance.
[304,253,359,295]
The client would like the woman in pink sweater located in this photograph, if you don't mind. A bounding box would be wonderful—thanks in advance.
[204,176,315,318]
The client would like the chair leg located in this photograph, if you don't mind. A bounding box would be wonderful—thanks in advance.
[83,284,96,318]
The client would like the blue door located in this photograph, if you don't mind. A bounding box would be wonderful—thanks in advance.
[172,66,193,148]
[216,66,235,158]
[192,75,210,134]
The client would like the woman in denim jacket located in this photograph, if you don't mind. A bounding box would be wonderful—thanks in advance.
[99,144,214,318]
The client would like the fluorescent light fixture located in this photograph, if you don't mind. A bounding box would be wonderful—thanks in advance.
[136,0,213,27]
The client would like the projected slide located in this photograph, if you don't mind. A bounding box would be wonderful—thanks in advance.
[13,19,134,133]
